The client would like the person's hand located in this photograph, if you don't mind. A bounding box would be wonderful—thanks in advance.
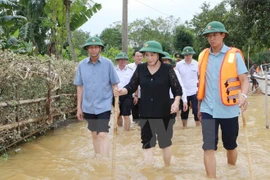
[170,101,179,114]
[239,95,248,112]
[113,87,121,97]
[114,88,128,97]
[77,108,84,121]
[183,102,188,112]
[133,96,138,105]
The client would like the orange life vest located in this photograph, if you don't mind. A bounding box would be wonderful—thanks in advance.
[197,47,245,106]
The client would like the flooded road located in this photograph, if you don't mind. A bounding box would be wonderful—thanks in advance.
[0,94,269,180]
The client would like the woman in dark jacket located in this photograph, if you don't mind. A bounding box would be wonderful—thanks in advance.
[114,40,182,166]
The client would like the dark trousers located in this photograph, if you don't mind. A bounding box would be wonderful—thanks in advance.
[132,98,140,122]
[139,116,175,149]
[180,94,199,121]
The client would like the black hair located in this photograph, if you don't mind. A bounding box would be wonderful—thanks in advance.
[141,51,163,61]
[132,50,142,56]
[158,54,163,61]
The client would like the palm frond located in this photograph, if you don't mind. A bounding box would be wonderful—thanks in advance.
[19,22,30,40]
[69,3,101,31]
[0,15,27,25]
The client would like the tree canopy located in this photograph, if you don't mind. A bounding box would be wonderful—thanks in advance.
[1,0,269,65]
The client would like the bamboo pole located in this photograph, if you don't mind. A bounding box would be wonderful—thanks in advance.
[112,96,119,178]
[238,91,254,180]
[265,72,269,129]
[0,94,75,108]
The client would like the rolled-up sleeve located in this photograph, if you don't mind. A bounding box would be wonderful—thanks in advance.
[74,65,83,86]
[109,61,120,85]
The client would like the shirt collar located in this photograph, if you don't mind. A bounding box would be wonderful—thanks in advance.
[116,65,128,71]
[210,44,229,55]
[183,59,196,65]
[88,55,103,64]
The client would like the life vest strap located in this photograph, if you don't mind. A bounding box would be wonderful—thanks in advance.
[226,77,239,82]
[224,77,239,87]
[226,85,241,95]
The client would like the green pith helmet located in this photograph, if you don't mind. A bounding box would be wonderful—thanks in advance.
[115,52,128,60]
[83,36,104,50]
[139,40,165,56]
[162,51,172,62]
[202,21,229,36]
[181,46,196,56]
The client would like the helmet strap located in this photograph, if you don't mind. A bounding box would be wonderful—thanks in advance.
[154,59,159,65]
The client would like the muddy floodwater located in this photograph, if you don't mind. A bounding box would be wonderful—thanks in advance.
[0,94,270,180]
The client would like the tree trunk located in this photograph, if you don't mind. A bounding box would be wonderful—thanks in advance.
[65,0,77,62]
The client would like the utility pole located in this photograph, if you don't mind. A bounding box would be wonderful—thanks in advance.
[122,0,128,54]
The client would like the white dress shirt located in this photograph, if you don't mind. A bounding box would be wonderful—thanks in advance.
[115,65,134,89]
[169,69,187,102]
[176,60,198,96]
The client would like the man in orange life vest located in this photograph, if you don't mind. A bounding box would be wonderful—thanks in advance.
[197,21,249,178]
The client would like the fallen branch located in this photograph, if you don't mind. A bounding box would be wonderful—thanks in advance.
[0,94,76,108]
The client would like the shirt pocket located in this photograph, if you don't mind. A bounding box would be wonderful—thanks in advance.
[191,67,197,73]
[191,68,198,76]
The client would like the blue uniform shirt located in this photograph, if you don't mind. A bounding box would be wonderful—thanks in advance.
[200,44,248,118]
[74,56,120,114]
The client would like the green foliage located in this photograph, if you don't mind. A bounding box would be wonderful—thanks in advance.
[228,0,270,47]
[128,16,181,53]
[227,0,270,60]
[69,2,102,31]
[100,27,122,50]
[1,153,9,161]
[101,47,137,65]
[0,0,16,8]
[101,46,120,64]
[173,25,195,53]
[72,29,90,57]
[0,0,101,57]
[0,0,269,66]
[16,0,47,49]
[189,0,270,62]
[252,51,270,65]
[190,2,230,51]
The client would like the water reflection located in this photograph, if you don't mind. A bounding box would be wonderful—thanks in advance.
[0,94,269,180]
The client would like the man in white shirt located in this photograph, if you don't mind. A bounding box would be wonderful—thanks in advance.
[176,46,200,127]
[115,52,134,131]
[127,50,143,123]
[162,52,188,120]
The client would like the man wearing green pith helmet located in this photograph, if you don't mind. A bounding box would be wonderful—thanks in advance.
[197,21,249,178]
[114,41,182,166]
[176,46,200,127]
[114,52,134,131]
[74,36,119,159]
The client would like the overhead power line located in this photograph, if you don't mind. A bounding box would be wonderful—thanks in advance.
[133,0,170,16]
